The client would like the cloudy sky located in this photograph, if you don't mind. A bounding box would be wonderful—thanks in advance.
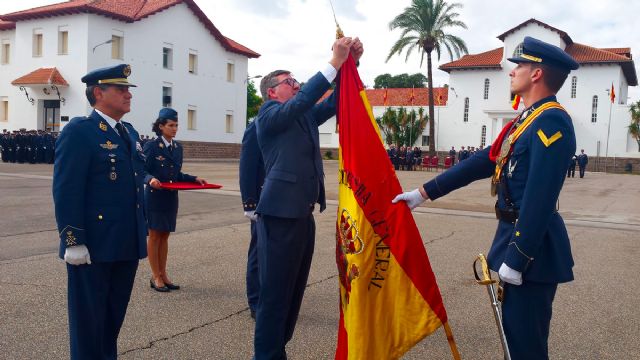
[2,0,639,101]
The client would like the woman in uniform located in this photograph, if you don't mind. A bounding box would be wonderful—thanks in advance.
[144,108,206,292]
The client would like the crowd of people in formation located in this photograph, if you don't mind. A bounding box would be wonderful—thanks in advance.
[386,144,485,171]
[0,129,57,164]
[0,128,154,165]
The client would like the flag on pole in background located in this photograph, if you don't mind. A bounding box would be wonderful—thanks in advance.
[334,54,459,360]
[383,88,388,106]
[409,87,415,104]
[610,83,616,103]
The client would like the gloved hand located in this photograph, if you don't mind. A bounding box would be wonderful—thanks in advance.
[391,188,427,210]
[498,263,522,285]
[244,210,258,221]
[64,245,91,265]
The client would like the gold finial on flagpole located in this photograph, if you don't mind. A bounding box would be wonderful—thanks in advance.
[328,0,344,39]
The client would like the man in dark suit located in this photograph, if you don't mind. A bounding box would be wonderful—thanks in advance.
[577,149,588,178]
[239,120,265,320]
[253,36,363,359]
[448,146,457,165]
[52,64,155,359]
[394,37,579,359]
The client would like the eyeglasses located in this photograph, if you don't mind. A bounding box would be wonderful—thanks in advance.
[270,77,299,89]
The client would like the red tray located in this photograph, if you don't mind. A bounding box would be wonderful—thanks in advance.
[159,182,222,190]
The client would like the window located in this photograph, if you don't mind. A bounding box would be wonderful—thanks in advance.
[481,125,487,147]
[188,51,198,74]
[187,107,197,130]
[111,34,123,59]
[463,97,469,122]
[483,79,490,100]
[162,45,173,69]
[1,98,8,122]
[421,135,429,146]
[571,76,577,98]
[33,31,43,57]
[513,43,523,57]
[591,96,598,123]
[1,42,9,64]
[162,86,172,107]
[225,112,234,133]
[58,28,68,55]
[226,62,235,82]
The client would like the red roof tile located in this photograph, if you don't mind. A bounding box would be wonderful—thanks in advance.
[0,0,259,58]
[12,68,69,86]
[317,88,448,107]
[566,43,631,63]
[600,48,631,58]
[0,19,15,31]
[439,48,503,72]
[498,18,573,45]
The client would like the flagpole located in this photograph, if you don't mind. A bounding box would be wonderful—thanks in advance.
[605,88,613,173]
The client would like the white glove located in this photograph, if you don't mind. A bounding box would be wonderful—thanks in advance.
[498,263,522,285]
[244,210,258,222]
[391,188,427,210]
[64,245,91,265]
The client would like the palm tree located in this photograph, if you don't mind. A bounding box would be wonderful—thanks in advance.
[386,0,468,154]
[629,101,640,151]
[376,107,427,147]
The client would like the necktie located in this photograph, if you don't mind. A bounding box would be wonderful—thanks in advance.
[115,122,131,153]
[168,143,173,153]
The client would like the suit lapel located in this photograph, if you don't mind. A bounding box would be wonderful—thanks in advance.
[90,111,127,152]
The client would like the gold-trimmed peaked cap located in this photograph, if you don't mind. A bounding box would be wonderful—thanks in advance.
[81,64,137,87]
[508,36,579,73]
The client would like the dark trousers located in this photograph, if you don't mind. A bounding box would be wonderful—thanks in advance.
[502,281,558,360]
[247,220,260,312]
[67,260,138,360]
[254,214,315,360]
[579,166,586,178]
[567,166,575,177]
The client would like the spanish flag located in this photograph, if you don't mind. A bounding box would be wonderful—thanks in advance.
[383,88,388,107]
[409,87,415,104]
[610,83,616,104]
[335,54,459,359]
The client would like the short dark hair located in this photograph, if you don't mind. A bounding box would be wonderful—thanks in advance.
[531,64,569,93]
[260,70,290,100]
[152,117,177,136]
[85,85,109,106]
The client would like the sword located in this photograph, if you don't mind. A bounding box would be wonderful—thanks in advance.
[473,254,511,360]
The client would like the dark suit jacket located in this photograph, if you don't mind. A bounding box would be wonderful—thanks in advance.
[424,96,576,284]
[53,110,148,262]
[255,72,335,218]
[239,121,265,212]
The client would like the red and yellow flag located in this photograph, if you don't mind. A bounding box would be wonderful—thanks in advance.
[335,55,458,360]
[409,87,415,104]
[610,83,616,103]
[383,88,388,107]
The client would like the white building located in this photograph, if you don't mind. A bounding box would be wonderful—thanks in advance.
[438,18,638,158]
[0,0,259,144]
[322,19,638,160]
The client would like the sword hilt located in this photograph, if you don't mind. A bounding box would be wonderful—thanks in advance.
[473,254,496,286]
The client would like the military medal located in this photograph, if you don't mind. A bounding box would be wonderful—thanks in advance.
[100,141,119,150]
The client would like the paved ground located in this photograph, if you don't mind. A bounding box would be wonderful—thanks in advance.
[0,161,638,359]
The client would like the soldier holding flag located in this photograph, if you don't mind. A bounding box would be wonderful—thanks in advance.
[394,36,579,359]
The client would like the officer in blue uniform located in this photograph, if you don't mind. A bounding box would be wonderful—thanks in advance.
[239,120,265,320]
[577,149,588,178]
[52,64,151,359]
[394,37,579,360]
[143,108,205,292]
[253,36,363,359]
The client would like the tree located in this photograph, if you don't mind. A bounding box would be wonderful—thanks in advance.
[373,73,428,89]
[387,0,468,154]
[376,107,428,147]
[247,80,263,123]
[629,100,640,151]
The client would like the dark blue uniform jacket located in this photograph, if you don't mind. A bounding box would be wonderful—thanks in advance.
[53,110,148,262]
[424,96,576,283]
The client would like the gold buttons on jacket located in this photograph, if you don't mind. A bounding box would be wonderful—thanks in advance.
[98,215,103,220]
